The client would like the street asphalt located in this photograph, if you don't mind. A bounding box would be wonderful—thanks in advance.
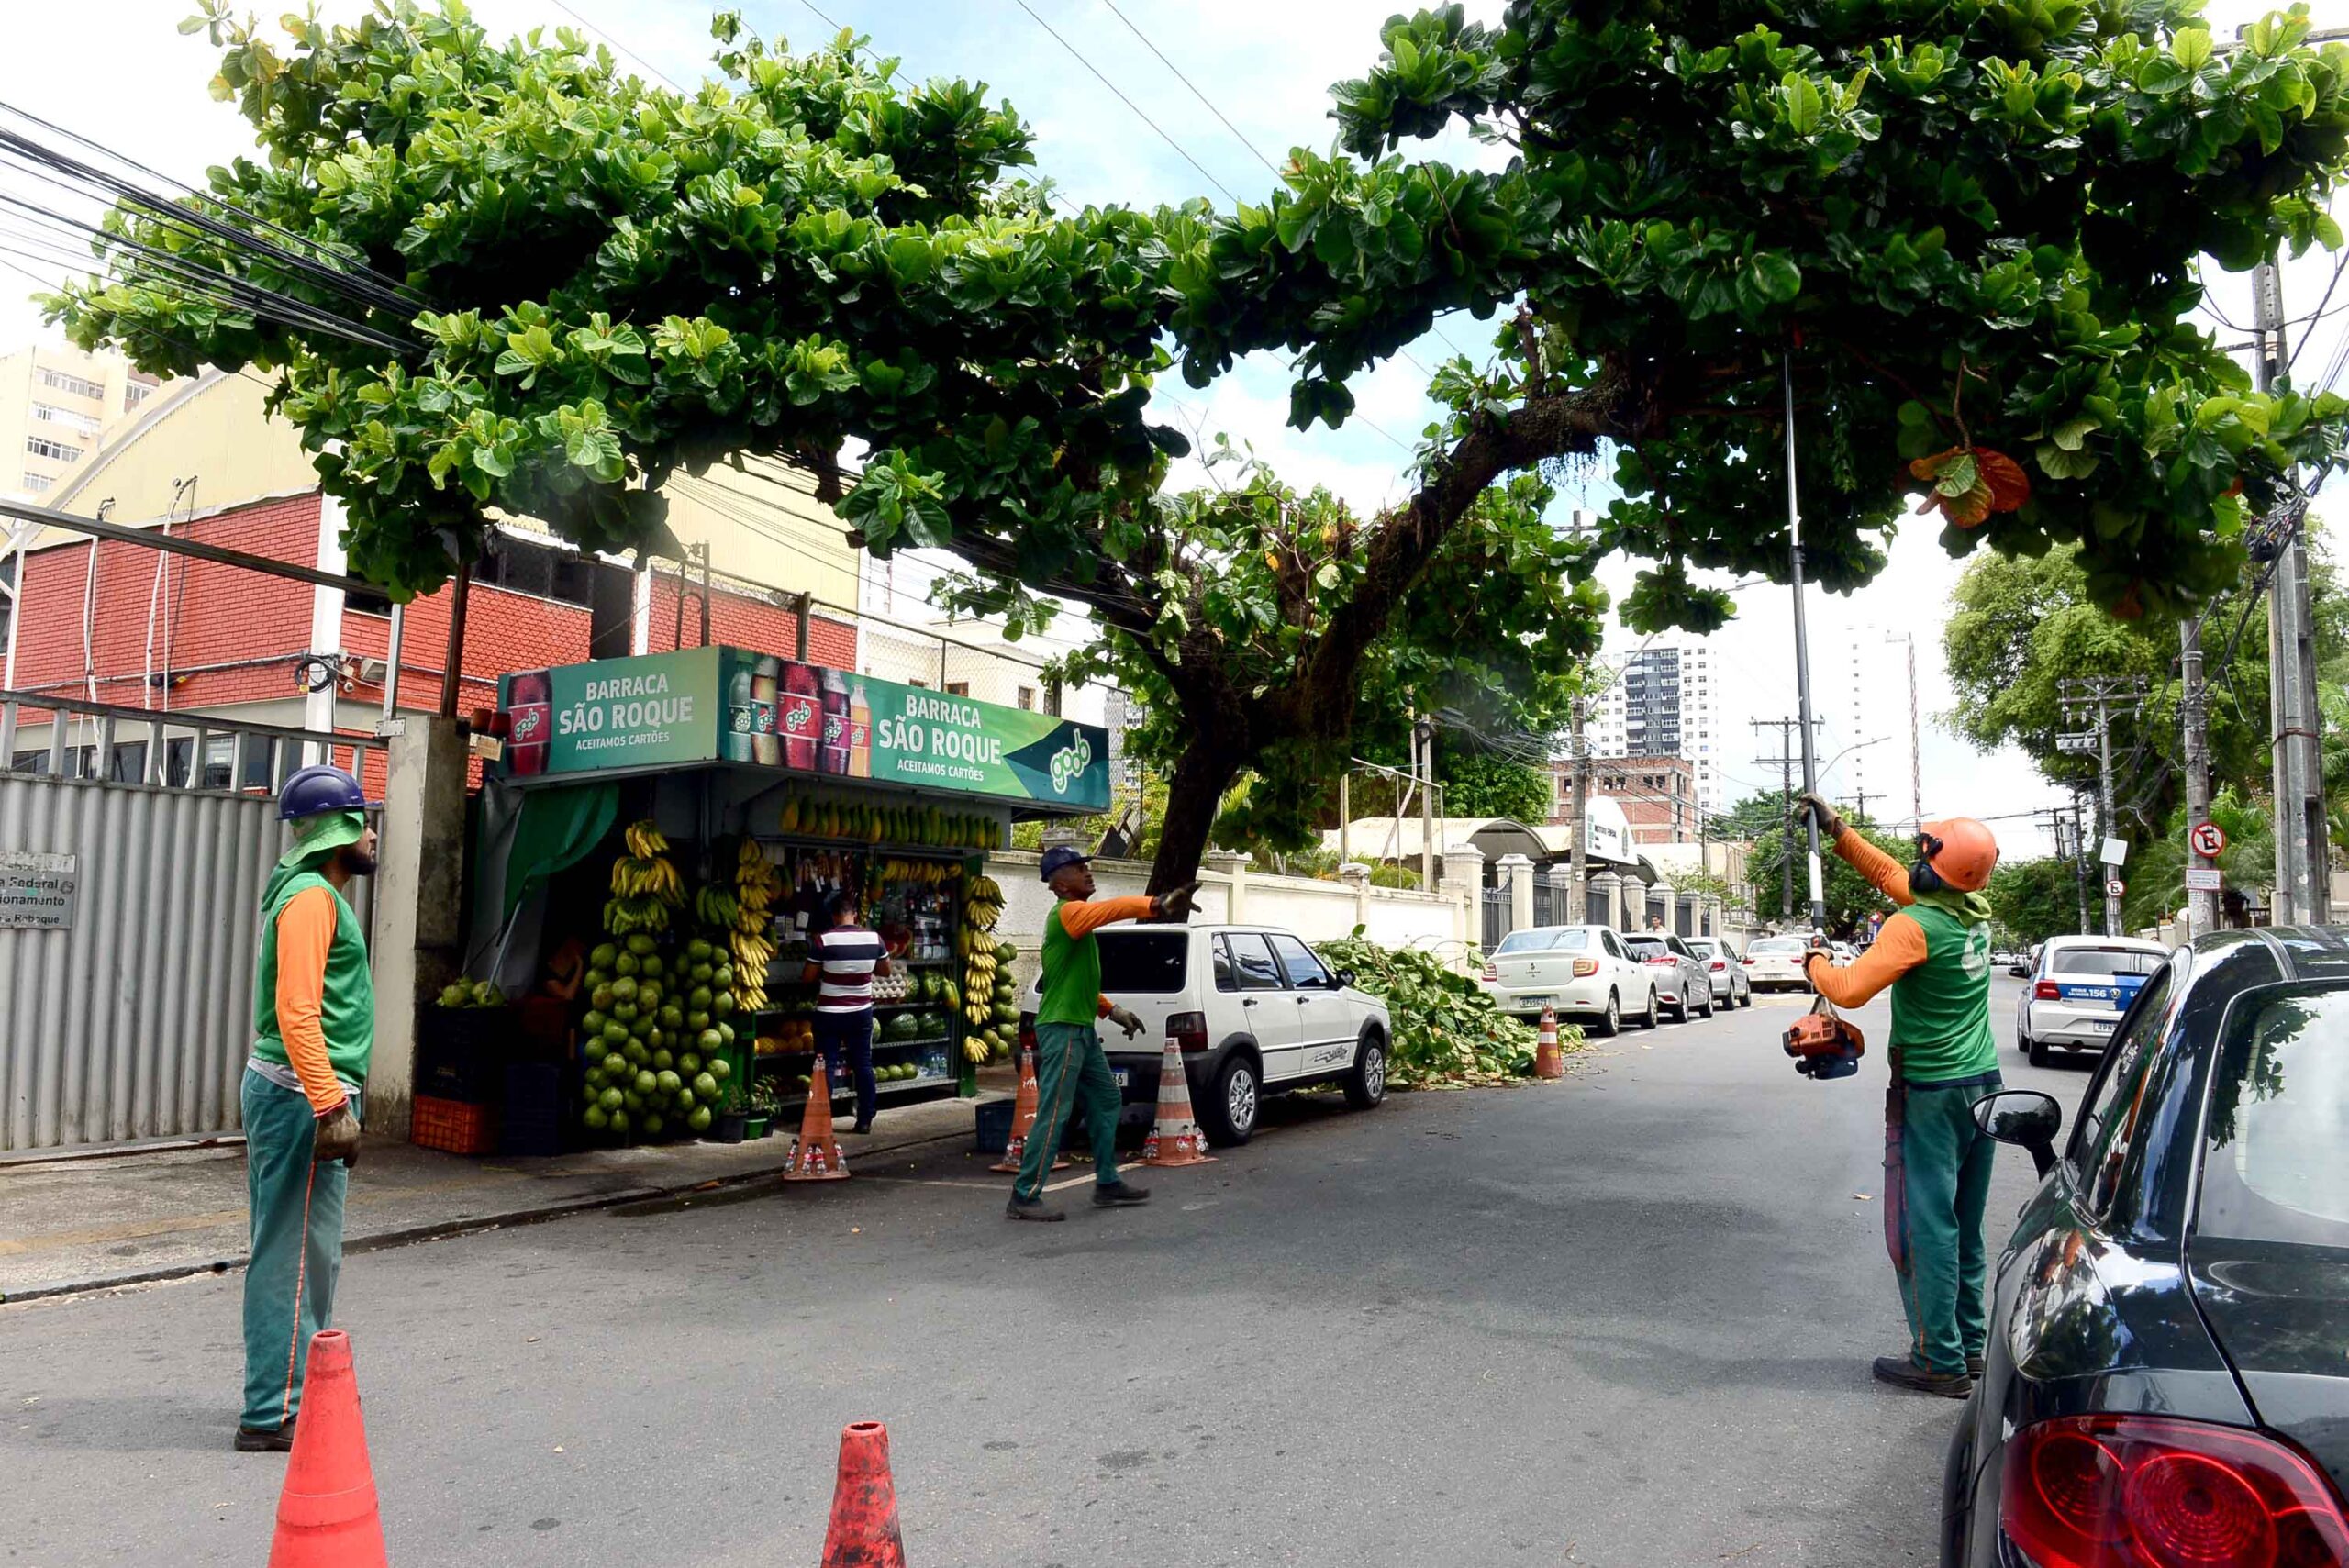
[1,973,2093,1567]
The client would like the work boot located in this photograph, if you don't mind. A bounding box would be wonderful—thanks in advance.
[1005,1193,1064,1223]
[234,1421,296,1452]
[849,1118,874,1136]
[1872,1355,1973,1399]
[1092,1181,1151,1207]
[1966,1353,1985,1379]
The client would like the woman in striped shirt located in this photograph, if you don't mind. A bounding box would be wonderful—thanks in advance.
[803,892,893,1133]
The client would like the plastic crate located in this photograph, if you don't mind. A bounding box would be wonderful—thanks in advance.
[973,1097,1014,1154]
[411,1095,496,1154]
[497,1062,564,1157]
[417,1005,515,1104]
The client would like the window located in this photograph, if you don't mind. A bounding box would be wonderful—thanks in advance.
[123,382,152,411]
[25,436,83,462]
[1016,685,1036,711]
[36,367,106,399]
[1223,932,1284,991]
[2047,945,2165,979]
[1267,932,1335,990]
[2070,958,2178,1200]
[1093,930,1188,993]
[2199,984,2349,1240]
[18,472,50,494]
[30,403,101,436]
[944,682,970,697]
[1211,940,1236,992]
[472,534,596,607]
[1495,928,1592,954]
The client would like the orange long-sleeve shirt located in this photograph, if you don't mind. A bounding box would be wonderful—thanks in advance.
[1803,828,1930,1009]
[1056,895,1158,1016]
[274,886,348,1116]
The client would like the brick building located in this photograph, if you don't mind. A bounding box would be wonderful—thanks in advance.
[1552,753,1700,846]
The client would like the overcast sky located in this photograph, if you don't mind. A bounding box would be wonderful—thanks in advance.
[5,0,2343,858]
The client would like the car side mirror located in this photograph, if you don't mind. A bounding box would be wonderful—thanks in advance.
[1973,1089,2063,1179]
[1336,969,1356,989]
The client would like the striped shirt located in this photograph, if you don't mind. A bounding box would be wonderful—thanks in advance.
[812,925,887,1013]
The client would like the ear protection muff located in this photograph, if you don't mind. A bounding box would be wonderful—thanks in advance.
[1909,832,1947,895]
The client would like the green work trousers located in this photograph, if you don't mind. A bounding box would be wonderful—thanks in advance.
[1014,1021,1121,1202]
[240,1068,356,1431]
[1886,1070,2000,1376]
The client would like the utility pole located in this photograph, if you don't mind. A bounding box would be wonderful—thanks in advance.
[1415,711,1436,892]
[2251,252,2331,926]
[1891,629,1922,828]
[2059,676,2146,937]
[2180,616,2219,937]
[2070,795,2093,936]
[1567,694,1591,920]
[1784,359,1827,933]
[1845,784,1882,825]
[1753,715,1822,923]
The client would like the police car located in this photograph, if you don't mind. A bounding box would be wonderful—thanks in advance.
[2011,934,2169,1067]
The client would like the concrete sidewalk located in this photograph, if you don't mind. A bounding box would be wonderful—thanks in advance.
[1,1075,1012,1303]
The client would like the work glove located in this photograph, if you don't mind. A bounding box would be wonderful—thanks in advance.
[313,1104,361,1169]
[1104,1004,1147,1040]
[1152,881,1204,922]
[1793,791,1847,840]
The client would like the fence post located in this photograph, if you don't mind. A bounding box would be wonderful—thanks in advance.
[1441,844,1486,955]
[1205,848,1250,923]
[1339,861,1371,932]
[366,716,469,1140]
[1591,869,1622,930]
[1498,852,1535,934]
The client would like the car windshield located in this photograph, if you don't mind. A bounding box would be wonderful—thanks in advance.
[1748,938,1805,955]
[1494,929,1591,954]
[1687,940,1720,958]
[2049,947,2165,978]
[1624,938,1673,961]
[2198,985,2349,1243]
[1093,931,1188,993]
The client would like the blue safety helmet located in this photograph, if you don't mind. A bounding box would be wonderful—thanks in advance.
[1038,845,1092,882]
[278,764,377,822]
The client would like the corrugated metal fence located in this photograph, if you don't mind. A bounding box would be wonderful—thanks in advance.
[0,694,383,1151]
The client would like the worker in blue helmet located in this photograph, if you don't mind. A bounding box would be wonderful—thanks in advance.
[237,764,379,1451]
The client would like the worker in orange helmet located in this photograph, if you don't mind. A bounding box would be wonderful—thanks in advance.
[1794,794,2002,1401]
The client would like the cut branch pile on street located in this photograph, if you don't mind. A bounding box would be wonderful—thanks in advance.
[1316,933,1578,1089]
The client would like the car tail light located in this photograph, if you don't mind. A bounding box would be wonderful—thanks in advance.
[1741,956,1754,965]
[1572,958,1598,977]
[2035,979,2062,1000]
[1709,959,1726,971]
[1167,1010,1208,1053]
[2000,1414,2349,1568]
[1645,955,1675,965]
[1480,962,1497,983]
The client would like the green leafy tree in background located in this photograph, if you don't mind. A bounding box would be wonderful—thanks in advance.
[1742,813,1913,940]
[1988,856,2087,946]
[50,2,2349,891]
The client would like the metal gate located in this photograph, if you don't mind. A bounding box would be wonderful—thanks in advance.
[1,693,383,1151]
[1481,887,1508,950]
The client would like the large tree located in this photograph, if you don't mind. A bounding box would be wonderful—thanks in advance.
[50,1,2349,889]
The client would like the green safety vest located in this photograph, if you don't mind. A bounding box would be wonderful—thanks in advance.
[1889,899,1998,1083]
[1036,898,1104,1029]
[250,869,375,1091]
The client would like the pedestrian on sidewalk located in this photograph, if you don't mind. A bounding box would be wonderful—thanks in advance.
[237,765,377,1452]
[1794,793,2000,1400]
[1007,848,1199,1221]
[803,892,891,1135]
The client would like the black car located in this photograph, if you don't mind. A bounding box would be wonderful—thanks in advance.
[1943,927,2349,1568]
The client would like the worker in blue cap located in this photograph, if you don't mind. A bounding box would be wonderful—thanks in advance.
[236,764,377,1451]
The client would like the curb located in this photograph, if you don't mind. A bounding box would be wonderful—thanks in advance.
[2,1124,979,1307]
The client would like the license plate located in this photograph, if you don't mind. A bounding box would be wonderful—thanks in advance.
[1112,1070,1130,1088]
[2084,1019,2115,1033]
[1520,995,1557,1008]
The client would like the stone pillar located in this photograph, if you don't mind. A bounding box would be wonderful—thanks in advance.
[368,715,469,1140]
[1590,870,1622,931]
[1442,844,1486,953]
[1497,852,1535,935]
[1648,881,1675,934]
[1703,896,1721,938]
[1547,862,1574,927]
[1205,848,1250,924]
[1340,861,1372,931]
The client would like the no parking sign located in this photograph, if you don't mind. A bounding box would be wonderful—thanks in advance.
[2188,821,2227,859]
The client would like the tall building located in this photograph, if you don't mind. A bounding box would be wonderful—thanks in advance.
[1834,623,1922,828]
[1,344,169,501]
[1587,640,1723,817]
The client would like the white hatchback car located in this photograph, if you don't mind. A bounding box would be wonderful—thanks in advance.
[1023,923,1392,1147]
[1742,934,1815,993]
[1477,924,1662,1036]
[2014,934,2170,1066]
[1685,937,1753,1007]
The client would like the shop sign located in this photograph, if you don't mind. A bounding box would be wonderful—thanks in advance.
[0,850,78,929]
[498,648,722,776]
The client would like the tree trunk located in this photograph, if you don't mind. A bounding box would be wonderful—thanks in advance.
[1148,736,1243,895]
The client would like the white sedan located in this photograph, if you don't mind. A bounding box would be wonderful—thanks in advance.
[1478,924,1662,1036]
[2013,934,2169,1066]
[1741,934,1814,993]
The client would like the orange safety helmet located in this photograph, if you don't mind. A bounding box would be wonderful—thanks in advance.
[1918,817,1999,893]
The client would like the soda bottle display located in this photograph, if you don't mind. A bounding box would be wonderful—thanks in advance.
[846,678,872,778]
[504,669,552,775]
[725,661,756,762]
[818,667,851,774]
[752,656,784,766]
[780,661,821,771]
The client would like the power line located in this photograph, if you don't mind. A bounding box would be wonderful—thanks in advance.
[1095,0,1279,180]
[1008,0,1241,206]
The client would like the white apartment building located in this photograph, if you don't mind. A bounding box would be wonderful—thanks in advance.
[1,344,171,501]
[1586,639,1724,817]
[1833,624,1924,829]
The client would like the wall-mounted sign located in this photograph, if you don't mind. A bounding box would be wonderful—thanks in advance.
[2184,867,2223,893]
[498,647,1110,813]
[0,850,77,929]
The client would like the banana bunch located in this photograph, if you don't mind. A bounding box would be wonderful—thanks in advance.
[962,940,999,1029]
[965,873,1002,935]
[694,883,740,929]
[603,819,684,934]
[963,1036,991,1064]
[728,837,780,1011]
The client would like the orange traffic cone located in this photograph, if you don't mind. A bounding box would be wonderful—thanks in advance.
[267,1329,387,1568]
[820,1420,907,1568]
[1535,1006,1565,1079]
[784,1053,851,1182]
[991,1046,1071,1173]
[1140,1036,1215,1167]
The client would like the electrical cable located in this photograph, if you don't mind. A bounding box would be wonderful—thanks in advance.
[1008,0,1241,205]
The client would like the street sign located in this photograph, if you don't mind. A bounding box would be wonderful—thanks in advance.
[0,851,77,929]
[2185,867,2223,893]
[2106,878,2126,896]
[2188,821,2228,858]
[2100,836,2129,866]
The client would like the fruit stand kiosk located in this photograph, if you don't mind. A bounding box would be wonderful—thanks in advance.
[484,644,1109,1147]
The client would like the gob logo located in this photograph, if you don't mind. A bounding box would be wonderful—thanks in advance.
[1048,733,1092,796]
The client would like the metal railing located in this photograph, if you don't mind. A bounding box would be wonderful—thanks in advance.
[1,689,384,792]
